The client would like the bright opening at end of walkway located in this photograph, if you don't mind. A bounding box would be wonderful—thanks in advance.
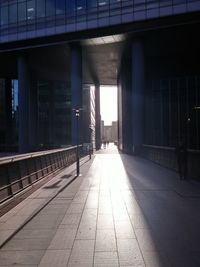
[100,85,117,126]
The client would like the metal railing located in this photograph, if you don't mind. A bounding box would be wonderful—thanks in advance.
[140,144,200,179]
[0,145,86,204]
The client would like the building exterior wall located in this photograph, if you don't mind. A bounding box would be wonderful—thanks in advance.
[82,84,96,149]
[101,121,118,143]
[0,1,200,43]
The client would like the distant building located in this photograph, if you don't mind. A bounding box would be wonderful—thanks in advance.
[101,120,118,143]
[82,85,95,150]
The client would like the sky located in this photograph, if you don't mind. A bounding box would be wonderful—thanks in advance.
[100,86,117,125]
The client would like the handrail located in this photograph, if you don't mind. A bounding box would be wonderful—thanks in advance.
[142,144,200,153]
[0,145,81,165]
[0,145,87,204]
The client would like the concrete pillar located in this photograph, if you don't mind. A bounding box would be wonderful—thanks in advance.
[95,84,101,150]
[29,79,38,151]
[18,56,30,153]
[131,39,145,154]
[70,43,82,145]
[120,52,132,154]
[5,78,12,147]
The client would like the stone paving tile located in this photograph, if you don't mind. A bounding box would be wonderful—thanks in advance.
[16,198,46,216]
[0,265,37,267]
[129,213,150,229]
[81,208,98,224]
[50,198,73,204]
[48,229,77,249]
[1,198,32,216]
[124,199,144,216]
[38,249,71,267]
[112,209,130,221]
[98,201,113,214]
[39,203,70,215]
[2,238,50,251]
[0,230,14,246]
[23,214,64,230]
[60,213,82,225]
[0,250,44,266]
[99,190,110,197]
[95,229,117,252]
[114,220,136,239]
[72,191,88,203]
[94,251,119,267]
[134,229,157,252]
[66,203,85,214]
[142,251,171,267]
[67,239,95,267]
[117,239,145,266]
[0,215,28,230]
[85,192,99,209]
[13,229,56,239]
[0,209,18,223]
[76,224,96,239]
[97,214,114,229]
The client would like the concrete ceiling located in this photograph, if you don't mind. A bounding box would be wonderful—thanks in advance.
[82,34,126,85]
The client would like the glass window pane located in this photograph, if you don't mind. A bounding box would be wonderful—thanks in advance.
[27,0,35,20]
[56,0,65,15]
[9,4,17,23]
[1,6,8,25]
[98,0,108,6]
[46,0,55,16]
[37,0,45,17]
[66,0,76,15]
[18,2,26,21]
[87,0,97,8]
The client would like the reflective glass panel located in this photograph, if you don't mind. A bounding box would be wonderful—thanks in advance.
[27,0,35,20]
[18,2,26,21]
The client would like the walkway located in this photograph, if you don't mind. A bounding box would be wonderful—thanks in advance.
[0,144,200,267]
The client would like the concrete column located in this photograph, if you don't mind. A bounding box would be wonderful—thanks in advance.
[120,52,132,154]
[5,78,12,147]
[95,84,101,150]
[18,56,30,153]
[70,43,82,145]
[131,39,145,154]
[29,79,38,151]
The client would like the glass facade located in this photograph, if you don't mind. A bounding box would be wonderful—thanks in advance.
[0,79,6,146]
[82,84,96,149]
[1,0,200,42]
[0,78,18,151]
[38,80,71,149]
[145,76,200,150]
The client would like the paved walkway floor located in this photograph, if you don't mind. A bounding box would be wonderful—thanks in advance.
[0,145,200,267]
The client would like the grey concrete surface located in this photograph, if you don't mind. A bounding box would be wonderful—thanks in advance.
[0,144,200,266]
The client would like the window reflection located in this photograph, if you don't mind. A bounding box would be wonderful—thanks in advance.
[66,0,76,15]
[9,4,17,23]
[87,0,97,8]
[27,0,35,20]
[0,0,199,35]
[1,6,8,25]
[46,0,55,16]
[18,2,26,22]
[37,0,45,18]
[56,0,65,15]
